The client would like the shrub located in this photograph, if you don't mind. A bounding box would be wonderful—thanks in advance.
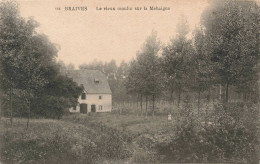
[1,130,76,164]
[203,102,259,163]
[155,101,259,163]
[132,148,158,163]
[0,120,134,164]
[91,122,134,160]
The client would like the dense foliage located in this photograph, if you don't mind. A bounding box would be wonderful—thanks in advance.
[1,119,133,164]
[154,101,259,163]
[0,1,82,120]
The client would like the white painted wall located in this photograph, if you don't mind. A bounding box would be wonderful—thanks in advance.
[69,93,112,113]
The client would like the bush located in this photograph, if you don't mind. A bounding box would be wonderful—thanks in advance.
[155,101,259,163]
[1,129,77,164]
[203,102,259,163]
[91,123,133,160]
[132,148,158,163]
[0,120,134,164]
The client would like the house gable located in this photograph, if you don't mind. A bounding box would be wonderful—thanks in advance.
[67,69,112,94]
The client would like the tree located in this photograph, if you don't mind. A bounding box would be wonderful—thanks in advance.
[104,60,118,102]
[0,1,83,125]
[116,61,128,80]
[113,61,129,102]
[0,1,38,126]
[32,74,82,119]
[57,60,75,75]
[161,15,193,107]
[125,59,143,115]
[201,0,260,102]
[126,31,161,117]
[190,27,214,113]
[17,34,58,128]
[79,59,104,72]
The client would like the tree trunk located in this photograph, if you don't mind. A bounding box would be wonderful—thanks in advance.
[145,96,148,118]
[225,82,229,103]
[243,92,247,102]
[136,94,139,116]
[207,88,211,103]
[205,108,208,128]
[212,86,215,102]
[140,94,143,116]
[219,84,222,100]
[177,90,181,108]
[119,102,121,115]
[198,89,200,115]
[190,107,193,128]
[26,102,30,130]
[170,90,174,104]
[9,86,13,127]
[0,90,2,118]
[177,90,181,133]
[152,95,155,117]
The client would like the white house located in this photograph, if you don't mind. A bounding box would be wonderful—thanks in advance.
[68,69,112,113]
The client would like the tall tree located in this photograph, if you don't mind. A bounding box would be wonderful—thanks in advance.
[162,15,193,107]
[0,1,83,124]
[126,31,161,117]
[114,61,129,102]
[0,1,37,126]
[17,34,58,128]
[201,0,260,102]
[191,27,213,113]
[125,59,143,115]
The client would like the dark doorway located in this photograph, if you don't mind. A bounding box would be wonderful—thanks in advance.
[80,103,88,113]
[91,105,96,112]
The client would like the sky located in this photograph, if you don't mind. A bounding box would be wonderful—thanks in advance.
[16,0,209,67]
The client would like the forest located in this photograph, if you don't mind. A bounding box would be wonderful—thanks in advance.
[71,0,260,114]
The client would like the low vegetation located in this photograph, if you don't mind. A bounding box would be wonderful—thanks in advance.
[0,117,133,164]
[1,101,259,164]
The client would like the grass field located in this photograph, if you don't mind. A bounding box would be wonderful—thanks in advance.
[0,112,176,164]
[62,112,174,134]
[1,102,259,164]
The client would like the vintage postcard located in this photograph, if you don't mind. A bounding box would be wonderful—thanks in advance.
[0,0,260,163]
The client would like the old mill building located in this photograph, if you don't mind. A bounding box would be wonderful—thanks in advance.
[68,69,112,113]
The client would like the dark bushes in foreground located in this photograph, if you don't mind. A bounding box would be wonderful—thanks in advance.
[1,120,133,164]
[156,102,259,163]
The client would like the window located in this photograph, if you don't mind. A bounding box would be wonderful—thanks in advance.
[99,95,102,100]
[99,105,103,110]
[81,93,86,100]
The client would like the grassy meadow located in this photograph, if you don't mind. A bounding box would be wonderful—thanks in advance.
[0,101,259,163]
[0,107,177,164]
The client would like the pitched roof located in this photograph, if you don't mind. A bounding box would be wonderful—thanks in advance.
[67,69,111,94]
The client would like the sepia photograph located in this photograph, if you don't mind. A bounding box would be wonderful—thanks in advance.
[0,0,260,163]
